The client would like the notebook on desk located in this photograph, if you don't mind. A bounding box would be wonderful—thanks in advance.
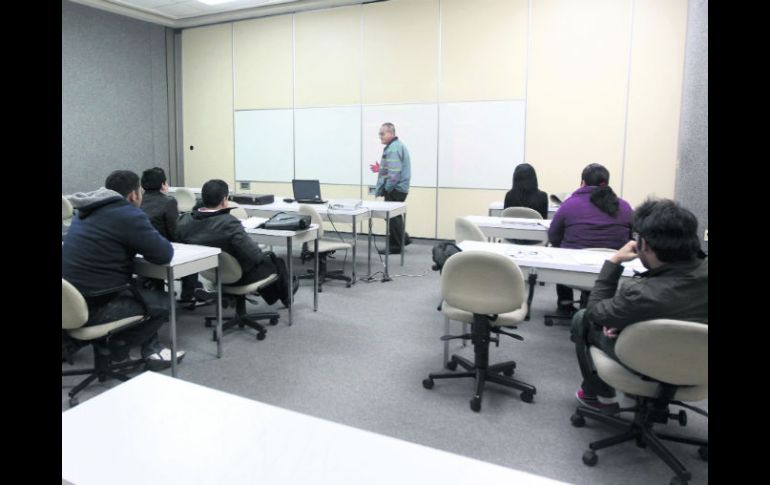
[292,179,327,204]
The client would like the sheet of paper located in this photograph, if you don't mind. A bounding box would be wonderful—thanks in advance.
[241,217,268,230]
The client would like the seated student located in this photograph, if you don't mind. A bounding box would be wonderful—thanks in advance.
[139,167,202,303]
[548,163,634,314]
[503,163,548,244]
[176,179,296,306]
[62,170,185,366]
[572,199,708,409]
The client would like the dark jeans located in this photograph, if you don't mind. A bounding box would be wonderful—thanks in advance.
[138,275,200,300]
[84,286,170,354]
[571,309,617,399]
[384,189,409,251]
[556,284,590,308]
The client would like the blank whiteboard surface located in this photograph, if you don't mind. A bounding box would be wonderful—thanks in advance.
[438,101,525,189]
[362,104,438,188]
[295,106,361,185]
[235,110,294,182]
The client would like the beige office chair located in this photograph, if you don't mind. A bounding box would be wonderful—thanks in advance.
[174,187,197,212]
[296,204,352,291]
[62,195,74,239]
[571,319,708,485]
[200,252,279,341]
[423,250,536,412]
[61,279,149,407]
[454,216,487,243]
[500,206,546,246]
[227,202,249,220]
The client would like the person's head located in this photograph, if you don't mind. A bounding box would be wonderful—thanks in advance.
[141,167,167,192]
[379,123,396,145]
[201,179,229,209]
[580,163,619,216]
[633,199,701,266]
[512,163,539,193]
[105,170,142,207]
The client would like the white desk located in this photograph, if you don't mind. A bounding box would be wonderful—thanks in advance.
[168,186,202,194]
[466,215,551,244]
[240,200,370,284]
[62,372,566,485]
[488,201,558,219]
[246,224,320,326]
[361,200,408,282]
[133,243,222,377]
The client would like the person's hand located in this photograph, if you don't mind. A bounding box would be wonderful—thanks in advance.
[369,161,380,173]
[609,240,639,264]
[602,326,619,339]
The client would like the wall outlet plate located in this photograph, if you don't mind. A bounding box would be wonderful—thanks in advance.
[239,182,250,190]
[367,185,376,195]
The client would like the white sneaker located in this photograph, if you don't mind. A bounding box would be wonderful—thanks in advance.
[145,348,186,369]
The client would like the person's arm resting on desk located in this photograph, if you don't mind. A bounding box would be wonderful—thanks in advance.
[127,209,174,265]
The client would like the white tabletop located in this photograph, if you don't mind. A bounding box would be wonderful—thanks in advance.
[136,242,220,266]
[467,215,552,231]
[62,372,565,485]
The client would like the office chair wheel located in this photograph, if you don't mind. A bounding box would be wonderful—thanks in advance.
[269,318,279,326]
[582,450,597,466]
[346,282,352,288]
[544,317,554,327]
[570,413,586,427]
[521,391,534,403]
[257,332,266,341]
[69,397,79,407]
[446,359,458,371]
[677,410,687,426]
[698,446,708,461]
[470,396,481,412]
[422,378,434,389]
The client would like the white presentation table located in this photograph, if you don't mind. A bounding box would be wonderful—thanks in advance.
[62,372,567,485]
[488,201,558,219]
[134,243,222,377]
[466,215,551,244]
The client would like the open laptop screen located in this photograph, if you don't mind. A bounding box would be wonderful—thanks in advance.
[292,179,324,203]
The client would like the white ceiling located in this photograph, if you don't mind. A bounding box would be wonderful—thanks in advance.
[69,0,377,28]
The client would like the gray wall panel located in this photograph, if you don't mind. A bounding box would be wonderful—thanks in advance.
[675,0,708,251]
[62,0,169,194]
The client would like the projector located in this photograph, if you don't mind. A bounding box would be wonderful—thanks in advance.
[230,194,275,205]
[329,199,363,210]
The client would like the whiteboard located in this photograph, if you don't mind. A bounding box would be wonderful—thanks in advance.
[362,104,438,188]
[294,106,361,185]
[438,100,526,189]
[235,109,294,182]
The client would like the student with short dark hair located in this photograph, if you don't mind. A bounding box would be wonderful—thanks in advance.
[572,198,708,409]
[62,170,185,366]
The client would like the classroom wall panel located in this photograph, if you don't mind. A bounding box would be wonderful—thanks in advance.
[234,109,294,182]
[295,107,361,184]
[361,0,439,104]
[182,24,234,188]
[363,187,436,239]
[436,188,508,240]
[440,0,528,102]
[525,0,632,197]
[621,0,688,207]
[361,104,439,188]
[294,5,361,108]
[233,16,293,110]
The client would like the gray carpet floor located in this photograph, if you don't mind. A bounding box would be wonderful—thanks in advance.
[62,237,708,484]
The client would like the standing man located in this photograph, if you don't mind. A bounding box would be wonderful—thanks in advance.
[370,122,411,255]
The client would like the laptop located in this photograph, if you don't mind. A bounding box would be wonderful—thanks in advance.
[292,179,327,204]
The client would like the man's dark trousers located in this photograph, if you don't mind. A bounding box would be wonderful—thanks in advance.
[384,189,409,252]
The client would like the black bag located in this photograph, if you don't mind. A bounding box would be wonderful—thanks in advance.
[260,212,311,231]
[431,242,462,271]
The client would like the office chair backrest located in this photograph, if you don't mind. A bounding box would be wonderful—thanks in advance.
[228,203,249,220]
[62,196,73,220]
[62,279,88,330]
[200,251,243,286]
[501,206,543,220]
[174,187,197,212]
[454,217,486,243]
[441,250,526,315]
[298,204,324,238]
[615,319,708,386]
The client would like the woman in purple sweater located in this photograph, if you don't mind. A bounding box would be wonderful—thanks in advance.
[547,163,634,314]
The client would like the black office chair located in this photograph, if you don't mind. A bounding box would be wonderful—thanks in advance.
[61,279,149,407]
[296,204,352,291]
[200,252,280,341]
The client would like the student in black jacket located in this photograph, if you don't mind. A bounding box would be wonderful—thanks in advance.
[503,163,549,218]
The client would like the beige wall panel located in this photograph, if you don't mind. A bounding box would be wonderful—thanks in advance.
[440,0,528,102]
[244,182,292,197]
[621,0,688,208]
[233,16,293,109]
[363,187,436,239]
[182,24,235,188]
[362,0,439,104]
[295,6,361,107]
[525,0,632,197]
[436,188,507,240]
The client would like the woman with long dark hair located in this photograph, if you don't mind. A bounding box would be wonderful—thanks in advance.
[547,163,634,314]
[504,163,548,218]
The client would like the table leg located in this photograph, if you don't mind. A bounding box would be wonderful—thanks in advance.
[287,236,293,326]
[401,211,406,267]
[167,267,177,378]
[216,266,222,358]
[367,218,372,277]
[351,215,357,284]
[313,237,318,311]
[383,213,392,282]
[525,269,538,321]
